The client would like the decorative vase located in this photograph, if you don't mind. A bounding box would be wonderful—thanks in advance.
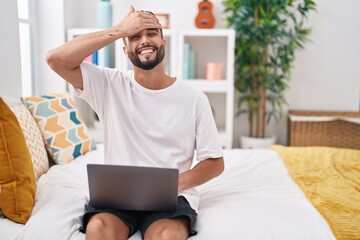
[97,0,112,67]
[205,62,223,80]
[240,135,277,149]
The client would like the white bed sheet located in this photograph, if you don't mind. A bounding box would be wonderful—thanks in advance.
[0,145,335,240]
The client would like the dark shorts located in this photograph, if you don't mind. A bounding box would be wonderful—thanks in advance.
[80,196,197,239]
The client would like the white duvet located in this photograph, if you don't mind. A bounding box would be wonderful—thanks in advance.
[0,145,335,240]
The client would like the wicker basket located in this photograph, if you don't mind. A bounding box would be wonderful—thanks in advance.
[287,110,360,149]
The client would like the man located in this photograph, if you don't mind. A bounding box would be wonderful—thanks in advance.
[47,6,224,240]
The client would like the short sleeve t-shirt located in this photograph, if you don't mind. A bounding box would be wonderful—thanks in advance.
[75,62,223,211]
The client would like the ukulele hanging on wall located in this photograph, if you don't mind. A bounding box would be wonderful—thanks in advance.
[195,0,215,28]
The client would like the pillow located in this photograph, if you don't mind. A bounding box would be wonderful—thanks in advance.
[23,92,96,164]
[11,103,49,180]
[0,97,36,224]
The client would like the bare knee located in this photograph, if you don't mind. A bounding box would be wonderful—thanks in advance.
[156,228,185,240]
[144,219,189,240]
[86,214,107,233]
[86,213,129,240]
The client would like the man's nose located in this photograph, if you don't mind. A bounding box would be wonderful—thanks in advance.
[140,35,150,45]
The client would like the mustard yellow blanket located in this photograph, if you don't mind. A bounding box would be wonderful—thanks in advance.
[272,145,360,240]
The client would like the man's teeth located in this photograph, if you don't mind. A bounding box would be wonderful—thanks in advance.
[139,49,154,55]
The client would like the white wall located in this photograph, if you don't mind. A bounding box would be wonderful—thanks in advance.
[33,0,66,95]
[287,0,360,111]
[0,0,66,97]
[280,0,360,144]
[0,0,22,97]
[112,0,227,29]
[63,0,227,29]
[64,0,97,29]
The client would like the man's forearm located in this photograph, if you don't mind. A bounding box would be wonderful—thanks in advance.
[47,27,121,71]
[178,157,224,192]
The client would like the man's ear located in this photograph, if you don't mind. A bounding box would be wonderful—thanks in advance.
[123,46,129,58]
[163,38,167,47]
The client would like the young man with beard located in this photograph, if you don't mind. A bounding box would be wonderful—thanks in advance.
[47,6,224,240]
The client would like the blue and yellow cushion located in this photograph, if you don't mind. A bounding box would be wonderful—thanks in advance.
[23,92,96,164]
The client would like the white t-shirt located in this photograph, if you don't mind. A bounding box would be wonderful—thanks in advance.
[75,62,223,211]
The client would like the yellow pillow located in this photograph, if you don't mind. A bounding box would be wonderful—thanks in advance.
[0,97,36,224]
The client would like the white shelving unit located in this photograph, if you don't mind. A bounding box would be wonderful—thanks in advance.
[176,29,235,149]
[67,28,235,148]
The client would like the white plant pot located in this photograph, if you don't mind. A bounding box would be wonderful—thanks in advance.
[240,136,277,149]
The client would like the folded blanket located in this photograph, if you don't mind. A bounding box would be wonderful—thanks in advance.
[272,145,360,240]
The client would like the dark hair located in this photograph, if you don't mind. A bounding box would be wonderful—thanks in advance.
[122,10,163,45]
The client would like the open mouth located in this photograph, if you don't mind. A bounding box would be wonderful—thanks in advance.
[137,47,156,56]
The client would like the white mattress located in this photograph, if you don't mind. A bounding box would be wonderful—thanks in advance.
[0,145,335,240]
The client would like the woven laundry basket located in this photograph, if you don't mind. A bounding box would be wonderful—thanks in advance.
[287,110,360,149]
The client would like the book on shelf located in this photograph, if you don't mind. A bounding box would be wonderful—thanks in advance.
[183,42,190,79]
[183,42,197,79]
[189,51,196,79]
[92,51,98,65]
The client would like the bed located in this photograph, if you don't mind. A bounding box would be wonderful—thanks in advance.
[1,95,359,239]
[3,142,359,240]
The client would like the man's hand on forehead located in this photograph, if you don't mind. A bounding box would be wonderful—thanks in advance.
[110,5,162,39]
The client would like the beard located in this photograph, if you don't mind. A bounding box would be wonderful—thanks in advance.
[128,45,165,70]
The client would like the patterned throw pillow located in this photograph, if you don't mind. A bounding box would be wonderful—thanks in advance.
[23,92,96,164]
[11,103,49,180]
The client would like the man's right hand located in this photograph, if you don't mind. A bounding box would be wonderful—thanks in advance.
[111,6,162,40]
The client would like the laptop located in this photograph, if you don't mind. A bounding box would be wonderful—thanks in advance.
[87,164,179,211]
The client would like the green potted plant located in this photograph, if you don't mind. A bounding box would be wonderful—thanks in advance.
[222,0,316,148]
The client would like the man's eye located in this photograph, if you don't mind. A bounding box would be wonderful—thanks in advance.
[130,36,139,40]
